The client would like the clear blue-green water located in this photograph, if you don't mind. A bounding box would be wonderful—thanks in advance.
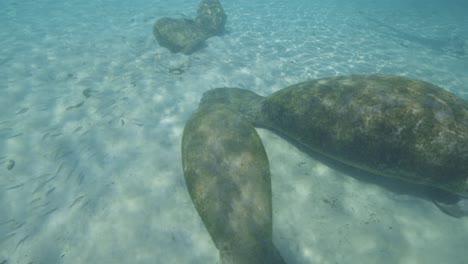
[0,0,467,263]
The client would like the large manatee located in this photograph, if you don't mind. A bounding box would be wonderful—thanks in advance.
[199,74,468,215]
[181,103,286,263]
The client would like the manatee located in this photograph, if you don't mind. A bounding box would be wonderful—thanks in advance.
[181,103,286,263]
[200,74,468,215]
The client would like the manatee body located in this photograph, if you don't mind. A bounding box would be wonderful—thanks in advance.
[181,104,286,263]
[200,74,468,195]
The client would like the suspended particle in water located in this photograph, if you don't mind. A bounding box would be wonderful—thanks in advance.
[7,160,15,170]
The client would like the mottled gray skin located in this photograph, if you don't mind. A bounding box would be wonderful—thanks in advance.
[153,17,208,55]
[195,0,227,36]
[153,0,226,55]
[200,74,468,196]
[182,104,286,263]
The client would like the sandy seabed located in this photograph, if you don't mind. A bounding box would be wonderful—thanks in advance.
[1,0,468,263]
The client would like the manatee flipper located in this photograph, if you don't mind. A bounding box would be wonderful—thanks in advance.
[182,104,286,264]
[433,198,468,218]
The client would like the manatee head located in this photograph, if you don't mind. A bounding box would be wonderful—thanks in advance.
[200,87,266,125]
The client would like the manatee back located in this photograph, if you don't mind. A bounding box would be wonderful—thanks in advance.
[260,74,468,193]
[182,103,285,263]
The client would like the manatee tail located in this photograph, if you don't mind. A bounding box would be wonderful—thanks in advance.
[200,87,267,126]
[220,241,286,264]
